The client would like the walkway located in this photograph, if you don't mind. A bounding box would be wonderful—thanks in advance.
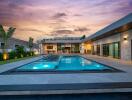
[0,54,132,95]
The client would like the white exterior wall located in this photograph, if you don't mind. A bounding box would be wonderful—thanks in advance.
[93,34,120,45]
[80,43,85,54]
[92,29,132,61]
[121,30,132,60]
[92,34,120,56]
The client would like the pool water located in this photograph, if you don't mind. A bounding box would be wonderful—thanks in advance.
[15,56,116,72]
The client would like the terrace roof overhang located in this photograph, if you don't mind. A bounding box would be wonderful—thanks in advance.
[91,22,132,41]
[41,40,82,44]
[83,13,132,42]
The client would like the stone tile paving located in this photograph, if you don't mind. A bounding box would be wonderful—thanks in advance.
[0,54,132,94]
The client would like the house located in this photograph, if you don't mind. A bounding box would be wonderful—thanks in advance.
[41,37,82,54]
[83,13,132,61]
[40,13,132,61]
[0,37,39,54]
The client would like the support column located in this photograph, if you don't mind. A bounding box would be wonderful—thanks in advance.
[121,30,132,61]
[100,44,103,56]
[80,43,85,54]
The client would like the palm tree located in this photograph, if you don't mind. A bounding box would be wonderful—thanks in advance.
[0,25,16,60]
[28,37,34,55]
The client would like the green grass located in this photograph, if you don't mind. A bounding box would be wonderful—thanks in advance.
[0,56,37,65]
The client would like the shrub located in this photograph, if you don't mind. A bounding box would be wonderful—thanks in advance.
[25,51,30,56]
[26,51,34,56]
[0,53,3,61]
[16,46,25,58]
[9,51,16,59]
[23,51,27,57]
[31,51,35,56]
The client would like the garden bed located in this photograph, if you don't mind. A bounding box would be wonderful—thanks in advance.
[0,56,37,65]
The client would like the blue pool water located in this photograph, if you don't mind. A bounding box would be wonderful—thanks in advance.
[15,56,115,72]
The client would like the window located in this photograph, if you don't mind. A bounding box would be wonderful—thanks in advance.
[74,43,80,53]
[109,43,114,57]
[57,44,61,51]
[1,43,5,49]
[15,45,19,48]
[102,42,120,59]
[113,42,120,59]
[103,44,109,56]
[47,46,53,49]
[97,45,100,55]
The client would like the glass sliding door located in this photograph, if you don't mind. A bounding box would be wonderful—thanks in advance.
[74,43,80,53]
[103,44,109,56]
[71,43,80,53]
[97,45,100,56]
[102,42,120,59]
[131,40,132,60]
[109,44,113,57]
[57,44,61,52]
[113,42,120,59]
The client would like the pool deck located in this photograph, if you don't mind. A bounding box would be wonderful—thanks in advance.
[0,54,132,95]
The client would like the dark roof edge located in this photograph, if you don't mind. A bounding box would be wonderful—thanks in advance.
[83,13,132,42]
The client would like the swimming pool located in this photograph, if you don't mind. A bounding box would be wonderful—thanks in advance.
[4,55,120,74]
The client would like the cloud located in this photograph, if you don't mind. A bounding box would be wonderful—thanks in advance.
[0,0,132,41]
[18,28,46,33]
[51,29,73,36]
[8,0,25,8]
[51,26,90,37]
[74,14,82,16]
[74,27,90,32]
[52,12,67,19]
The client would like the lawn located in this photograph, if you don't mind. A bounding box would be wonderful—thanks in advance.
[0,56,37,65]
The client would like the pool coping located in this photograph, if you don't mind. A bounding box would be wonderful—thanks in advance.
[0,54,132,95]
[0,82,132,95]
[0,88,132,96]
[1,55,123,75]
[1,82,132,91]
[0,56,43,74]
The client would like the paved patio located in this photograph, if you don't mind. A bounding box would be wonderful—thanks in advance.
[0,55,132,95]
[83,54,132,73]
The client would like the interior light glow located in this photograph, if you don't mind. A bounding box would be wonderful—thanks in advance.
[43,65,49,68]
[96,65,100,67]
[33,67,38,69]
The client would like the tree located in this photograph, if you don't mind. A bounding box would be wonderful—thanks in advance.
[0,25,16,60]
[28,37,34,52]
[81,35,86,40]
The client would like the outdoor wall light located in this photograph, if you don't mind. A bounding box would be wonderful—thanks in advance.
[123,35,128,41]
[124,37,127,40]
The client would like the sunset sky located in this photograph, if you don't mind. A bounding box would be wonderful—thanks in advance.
[0,0,132,42]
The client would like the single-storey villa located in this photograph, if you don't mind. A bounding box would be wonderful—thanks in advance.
[41,13,132,61]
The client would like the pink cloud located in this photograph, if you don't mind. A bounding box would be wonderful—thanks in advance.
[0,0,131,42]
